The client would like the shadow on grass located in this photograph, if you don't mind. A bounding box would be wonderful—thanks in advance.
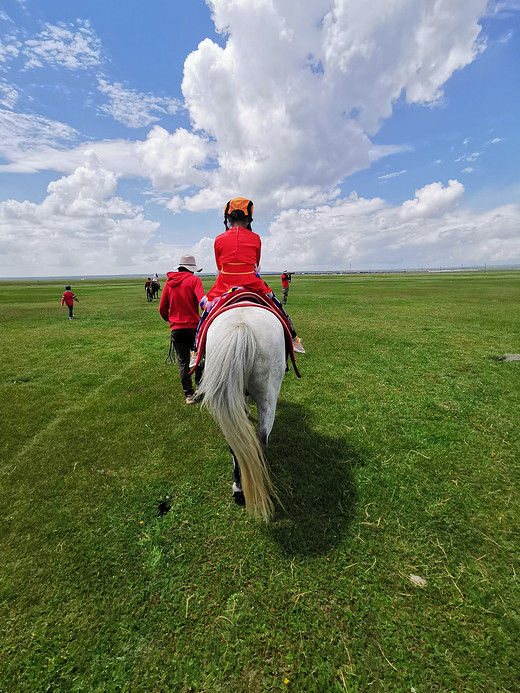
[266,400,360,557]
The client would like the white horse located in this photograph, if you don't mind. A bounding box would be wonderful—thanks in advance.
[198,306,286,522]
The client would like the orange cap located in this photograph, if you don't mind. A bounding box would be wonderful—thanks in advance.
[224,197,254,219]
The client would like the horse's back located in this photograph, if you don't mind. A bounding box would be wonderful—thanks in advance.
[207,307,285,369]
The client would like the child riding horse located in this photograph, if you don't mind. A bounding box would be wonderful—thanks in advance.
[195,197,305,357]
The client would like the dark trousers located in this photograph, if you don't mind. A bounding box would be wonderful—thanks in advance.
[68,304,73,318]
[282,286,289,304]
[172,329,201,396]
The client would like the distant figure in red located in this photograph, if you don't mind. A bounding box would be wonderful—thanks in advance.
[281,270,292,305]
[159,255,205,405]
[61,285,79,320]
[202,197,305,353]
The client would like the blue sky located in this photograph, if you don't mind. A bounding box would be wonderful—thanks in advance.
[0,0,519,276]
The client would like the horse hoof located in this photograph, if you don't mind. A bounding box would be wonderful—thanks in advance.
[232,483,246,506]
[233,491,246,506]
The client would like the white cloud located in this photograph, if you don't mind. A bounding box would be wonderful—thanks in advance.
[400,180,464,220]
[0,119,214,186]
[462,167,474,173]
[456,151,483,163]
[0,1,490,217]
[1,1,506,278]
[97,79,181,128]
[0,36,20,63]
[0,138,148,176]
[378,170,406,180]
[2,166,519,276]
[176,0,488,210]
[0,81,18,109]
[22,20,101,70]
[485,1,520,18]
[0,153,163,276]
[135,125,215,192]
[257,182,520,271]
[0,108,78,165]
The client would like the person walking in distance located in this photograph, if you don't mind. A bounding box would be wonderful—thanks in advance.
[159,255,205,405]
[281,270,292,305]
[61,285,79,320]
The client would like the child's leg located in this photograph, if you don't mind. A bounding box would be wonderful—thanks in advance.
[267,291,296,338]
[194,300,214,349]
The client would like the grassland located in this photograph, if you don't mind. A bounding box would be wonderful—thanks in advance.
[1,272,519,692]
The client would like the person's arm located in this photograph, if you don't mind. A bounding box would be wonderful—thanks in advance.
[74,294,79,302]
[254,236,262,271]
[193,277,205,306]
[61,295,65,306]
[158,286,170,322]
[214,237,221,273]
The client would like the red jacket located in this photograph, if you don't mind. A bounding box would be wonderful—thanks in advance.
[206,226,271,301]
[281,273,291,288]
[159,271,205,330]
[61,291,78,306]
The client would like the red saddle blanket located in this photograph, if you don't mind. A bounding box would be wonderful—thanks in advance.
[190,289,301,378]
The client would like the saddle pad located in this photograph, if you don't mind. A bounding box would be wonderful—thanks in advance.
[190,289,301,378]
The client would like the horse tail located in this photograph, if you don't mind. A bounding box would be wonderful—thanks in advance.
[199,321,276,522]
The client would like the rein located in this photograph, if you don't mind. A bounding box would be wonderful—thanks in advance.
[165,332,176,365]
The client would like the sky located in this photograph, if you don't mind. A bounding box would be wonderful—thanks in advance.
[0,0,519,277]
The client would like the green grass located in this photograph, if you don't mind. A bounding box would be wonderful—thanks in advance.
[1,272,519,692]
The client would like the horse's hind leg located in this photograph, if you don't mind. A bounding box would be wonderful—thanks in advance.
[256,399,276,453]
[230,448,245,506]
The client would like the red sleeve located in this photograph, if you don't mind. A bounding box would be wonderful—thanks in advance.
[214,236,222,272]
[61,297,65,305]
[193,276,205,304]
[74,295,79,302]
[158,285,170,322]
[256,235,261,267]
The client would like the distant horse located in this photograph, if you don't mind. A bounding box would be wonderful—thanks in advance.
[198,306,286,522]
[146,284,154,302]
[151,281,160,300]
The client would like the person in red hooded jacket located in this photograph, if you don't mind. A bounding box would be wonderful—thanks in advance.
[159,255,205,404]
[201,197,305,353]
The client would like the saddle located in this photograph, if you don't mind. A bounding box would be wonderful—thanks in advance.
[190,289,301,378]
